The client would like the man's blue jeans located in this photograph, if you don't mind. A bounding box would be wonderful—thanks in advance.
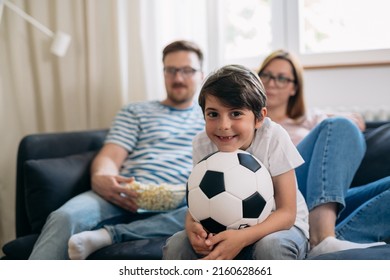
[29,190,186,259]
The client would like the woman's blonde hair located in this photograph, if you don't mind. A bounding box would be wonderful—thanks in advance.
[258,49,305,120]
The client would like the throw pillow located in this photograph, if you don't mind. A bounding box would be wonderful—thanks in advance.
[24,151,96,233]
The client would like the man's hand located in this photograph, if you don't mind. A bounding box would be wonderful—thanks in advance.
[90,143,138,211]
[92,174,139,212]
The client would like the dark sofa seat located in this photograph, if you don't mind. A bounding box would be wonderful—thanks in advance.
[309,244,390,260]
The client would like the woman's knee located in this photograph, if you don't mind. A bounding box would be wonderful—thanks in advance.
[322,117,366,153]
[324,117,364,140]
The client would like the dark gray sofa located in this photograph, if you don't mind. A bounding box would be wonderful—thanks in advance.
[2,121,390,259]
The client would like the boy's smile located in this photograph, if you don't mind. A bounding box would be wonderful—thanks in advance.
[204,95,264,152]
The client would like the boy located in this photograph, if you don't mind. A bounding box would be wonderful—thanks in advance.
[163,64,309,260]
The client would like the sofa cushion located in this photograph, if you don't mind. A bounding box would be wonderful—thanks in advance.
[24,151,96,233]
[1,234,39,260]
[352,123,390,187]
[308,244,390,260]
[87,237,168,260]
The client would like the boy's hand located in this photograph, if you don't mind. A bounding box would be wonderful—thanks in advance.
[186,219,213,256]
[200,230,246,260]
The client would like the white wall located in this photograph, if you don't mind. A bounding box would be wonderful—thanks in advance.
[304,65,390,120]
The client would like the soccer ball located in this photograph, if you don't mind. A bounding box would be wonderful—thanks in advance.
[187,150,274,234]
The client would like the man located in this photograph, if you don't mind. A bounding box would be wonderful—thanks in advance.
[29,40,205,259]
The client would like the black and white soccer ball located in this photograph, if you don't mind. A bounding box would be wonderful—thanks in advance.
[187,150,274,234]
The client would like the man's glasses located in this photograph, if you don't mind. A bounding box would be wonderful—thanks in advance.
[259,72,295,89]
[164,67,200,78]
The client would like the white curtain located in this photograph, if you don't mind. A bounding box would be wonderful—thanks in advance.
[0,0,212,255]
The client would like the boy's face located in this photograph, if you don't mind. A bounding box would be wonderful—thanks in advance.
[204,95,265,152]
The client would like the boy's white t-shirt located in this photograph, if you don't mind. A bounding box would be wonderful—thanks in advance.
[192,117,309,239]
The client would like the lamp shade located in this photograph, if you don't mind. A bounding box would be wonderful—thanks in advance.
[51,31,71,57]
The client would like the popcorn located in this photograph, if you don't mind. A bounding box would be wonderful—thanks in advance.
[125,181,185,211]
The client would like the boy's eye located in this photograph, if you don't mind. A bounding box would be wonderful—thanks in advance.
[206,112,218,118]
[231,111,242,117]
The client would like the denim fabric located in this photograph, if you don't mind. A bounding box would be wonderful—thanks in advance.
[295,117,390,243]
[29,190,186,259]
[336,178,390,242]
[105,207,186,242]
[29,191,125,259]
[163,226,308,260]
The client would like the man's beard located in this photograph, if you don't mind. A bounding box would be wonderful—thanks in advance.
[168,93,193,105]
[168,83,193,105]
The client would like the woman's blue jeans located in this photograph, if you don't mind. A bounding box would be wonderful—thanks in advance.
[296,117,390,243]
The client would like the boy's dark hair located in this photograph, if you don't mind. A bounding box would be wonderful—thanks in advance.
[198,64,267,120]
[162,40,204,68]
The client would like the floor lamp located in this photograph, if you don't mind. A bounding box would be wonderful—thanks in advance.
[1,0,71,57]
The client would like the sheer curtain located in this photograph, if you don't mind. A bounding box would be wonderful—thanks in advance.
[0,0,212,254]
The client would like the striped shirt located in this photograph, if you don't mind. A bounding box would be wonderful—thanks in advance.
[105,101,205,185]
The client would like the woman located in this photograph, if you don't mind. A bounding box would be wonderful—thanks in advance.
[258,50,390,258]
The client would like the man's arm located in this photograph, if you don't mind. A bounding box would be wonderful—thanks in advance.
[91,143,138,212]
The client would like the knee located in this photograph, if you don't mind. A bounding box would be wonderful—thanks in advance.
[322,117,365,150]
[324,117,362,138]
[45,208,81,230]
[163,231,195,260]
[252,234,304,260]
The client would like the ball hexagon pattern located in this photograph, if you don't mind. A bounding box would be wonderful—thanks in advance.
[187,150,275,234]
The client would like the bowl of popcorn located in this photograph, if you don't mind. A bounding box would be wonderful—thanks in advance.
[125,181,186,211]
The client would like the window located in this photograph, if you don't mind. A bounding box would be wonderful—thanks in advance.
[218,0,390,68]
[217,0,275,69]
[222,0,272,65]
[295,0,390,67]
[299,0,390,54]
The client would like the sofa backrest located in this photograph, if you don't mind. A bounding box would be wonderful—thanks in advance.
[16,129,108,237]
